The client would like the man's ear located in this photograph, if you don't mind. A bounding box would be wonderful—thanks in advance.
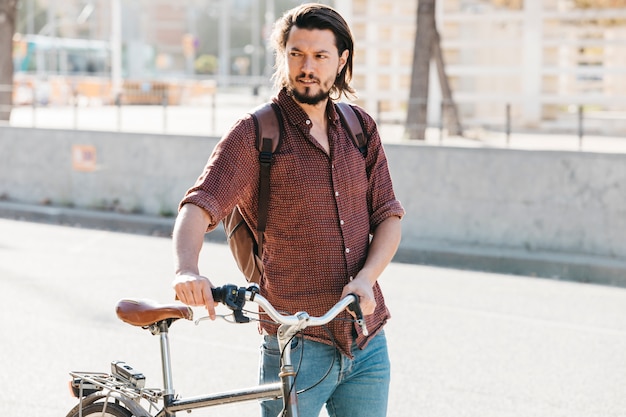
[338,49,349,73]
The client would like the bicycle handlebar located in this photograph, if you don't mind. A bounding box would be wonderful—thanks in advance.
[209,284,369,336]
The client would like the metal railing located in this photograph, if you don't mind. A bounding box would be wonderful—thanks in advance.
[2,82,626,152]
[2,80,259,136]
[389,98,626,151]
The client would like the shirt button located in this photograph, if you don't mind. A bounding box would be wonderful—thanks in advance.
[345,248,350,253]
[335,191,339,197]
[305,119,311,125]
[340,220,345,225]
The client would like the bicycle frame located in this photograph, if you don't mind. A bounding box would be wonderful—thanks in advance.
[156,317,285,417]
[68,285,366,417]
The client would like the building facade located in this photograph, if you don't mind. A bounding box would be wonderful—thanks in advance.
[342,0,626,135]
[17,0,626,134]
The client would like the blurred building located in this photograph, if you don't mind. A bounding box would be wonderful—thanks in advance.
[335,1,417,126]
[16,0,626,133]
[343,0,626,134]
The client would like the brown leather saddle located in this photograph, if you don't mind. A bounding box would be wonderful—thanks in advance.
[116,299,193,327]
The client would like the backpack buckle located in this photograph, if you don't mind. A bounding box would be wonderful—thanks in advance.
[259,150,272,166]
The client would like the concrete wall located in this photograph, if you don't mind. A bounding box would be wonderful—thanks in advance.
[2,126,626,282]
[0,127,212,216]
[388,144,626,259]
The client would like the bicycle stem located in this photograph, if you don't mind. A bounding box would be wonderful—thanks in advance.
[276,314,309,417]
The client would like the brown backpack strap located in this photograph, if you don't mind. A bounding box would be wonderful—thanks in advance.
[336,102,367,157]
[253,103,282,152]
[251,103,282,259]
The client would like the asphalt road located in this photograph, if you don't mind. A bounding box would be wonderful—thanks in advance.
[2,218,626,416]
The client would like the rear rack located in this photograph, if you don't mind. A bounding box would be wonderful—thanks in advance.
[69,370,163,403]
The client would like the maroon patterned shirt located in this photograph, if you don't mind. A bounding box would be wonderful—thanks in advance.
[181,89,405,356]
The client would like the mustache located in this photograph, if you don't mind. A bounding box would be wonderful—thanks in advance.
[297,73,320,83]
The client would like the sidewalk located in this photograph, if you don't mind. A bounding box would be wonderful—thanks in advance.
[6,89,626,154]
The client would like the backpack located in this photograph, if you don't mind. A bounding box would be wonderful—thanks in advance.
[222,101,368,284]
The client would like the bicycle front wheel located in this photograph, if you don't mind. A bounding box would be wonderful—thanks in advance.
[66,401,132,417]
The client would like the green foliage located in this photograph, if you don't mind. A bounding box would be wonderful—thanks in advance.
[194,54,218,75]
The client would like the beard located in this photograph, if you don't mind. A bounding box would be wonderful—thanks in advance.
[288,74,333,105]
[291,87,330,105]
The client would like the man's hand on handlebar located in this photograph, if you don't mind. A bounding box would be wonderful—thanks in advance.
[172,273,217,320]
[341,277,376,316]
[341,279,376,316]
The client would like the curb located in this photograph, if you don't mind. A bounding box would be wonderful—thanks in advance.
[2,201,625,288]
[0,201,177,237]
[395,241,626,288]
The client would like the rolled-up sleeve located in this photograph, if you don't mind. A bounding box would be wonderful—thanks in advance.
[354,107,405,229]
[179,116,259,231]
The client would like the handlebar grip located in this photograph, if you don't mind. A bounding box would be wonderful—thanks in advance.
[210,286,228,304]
[210,284,250,323]
[347,294,369,336]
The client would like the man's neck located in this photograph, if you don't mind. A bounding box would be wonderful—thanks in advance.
[296,98,329,124]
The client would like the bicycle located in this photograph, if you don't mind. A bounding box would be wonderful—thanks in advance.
[66,284,368,417]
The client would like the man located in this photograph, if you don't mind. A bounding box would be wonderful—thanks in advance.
[172,3,404,417]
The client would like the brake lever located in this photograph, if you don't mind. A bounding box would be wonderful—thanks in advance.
[211,285,249,323]
[347,294,369,336]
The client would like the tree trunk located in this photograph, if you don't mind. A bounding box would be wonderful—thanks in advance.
[405,0,436,140]
[0,0,17,122]
[432,29,463,136]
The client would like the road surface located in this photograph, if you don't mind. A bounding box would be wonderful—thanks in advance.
[1,218,626,416]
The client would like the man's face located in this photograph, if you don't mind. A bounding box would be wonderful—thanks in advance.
[285,26,348,106]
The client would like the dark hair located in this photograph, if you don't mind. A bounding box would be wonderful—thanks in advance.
[270,3,356,100]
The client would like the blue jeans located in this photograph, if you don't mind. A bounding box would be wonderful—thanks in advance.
[259,332,390,417]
